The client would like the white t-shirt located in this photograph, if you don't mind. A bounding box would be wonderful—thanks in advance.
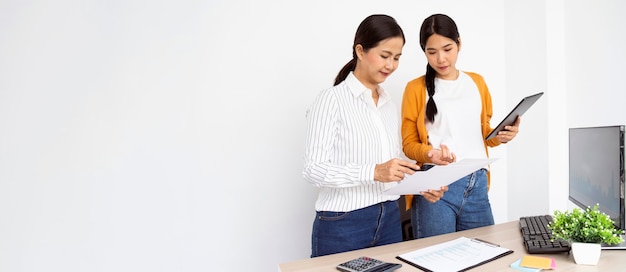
[425,71,488,161]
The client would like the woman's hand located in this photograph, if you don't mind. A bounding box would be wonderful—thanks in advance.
[427,144,456,165]
[498,116,521,143]
[374,158,420,182]
[421,186,448,203]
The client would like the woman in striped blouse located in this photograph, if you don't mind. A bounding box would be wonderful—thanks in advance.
[302,14,447,257]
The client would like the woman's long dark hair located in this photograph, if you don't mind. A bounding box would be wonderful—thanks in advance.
[420,14,460,123]
[334,14,405,86]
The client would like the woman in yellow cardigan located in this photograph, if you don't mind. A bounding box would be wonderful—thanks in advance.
[401,14,520,239]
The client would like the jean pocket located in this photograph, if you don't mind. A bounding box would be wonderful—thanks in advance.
[317,211,350,221]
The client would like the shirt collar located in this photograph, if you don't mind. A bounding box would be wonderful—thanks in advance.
[345,72,390,104]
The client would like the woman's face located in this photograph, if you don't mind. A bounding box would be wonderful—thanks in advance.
[424,33,461,80]
[354,37,404,90]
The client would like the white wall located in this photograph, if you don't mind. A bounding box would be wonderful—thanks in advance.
[503,0,551,218]
[563,0,626,208]
[565,0,626,128]
[3,0,618,271]
[545,0,569,214]
[503,0,626,217]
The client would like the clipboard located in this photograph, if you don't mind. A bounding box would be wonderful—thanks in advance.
[396,237,513,272]
[485,92,544,140]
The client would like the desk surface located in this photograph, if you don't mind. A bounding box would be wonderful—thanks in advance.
[279,220,626,271]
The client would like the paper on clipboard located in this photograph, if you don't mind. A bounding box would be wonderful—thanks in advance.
[396,236,513,271]
[383,158,498,195]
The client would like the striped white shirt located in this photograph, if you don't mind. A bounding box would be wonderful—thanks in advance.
[303,72,402,212]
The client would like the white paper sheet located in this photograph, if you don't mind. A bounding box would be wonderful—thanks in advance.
[396,236,512,271]
[383,158,498,195]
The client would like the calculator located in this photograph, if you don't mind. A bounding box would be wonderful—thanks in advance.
[336,256,402,272]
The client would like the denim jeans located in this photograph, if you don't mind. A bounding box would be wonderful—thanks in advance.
[411,168,494,239]
[311,200,402,257]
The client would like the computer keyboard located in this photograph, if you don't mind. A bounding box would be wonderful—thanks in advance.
[519,215,571,254]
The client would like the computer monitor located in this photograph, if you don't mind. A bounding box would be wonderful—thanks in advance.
[568,125,625,231]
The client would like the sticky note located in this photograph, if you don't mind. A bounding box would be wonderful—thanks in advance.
[510,258,541,272]
[520,255,553,269]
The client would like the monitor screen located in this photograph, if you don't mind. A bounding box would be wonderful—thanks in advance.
[569,125,625,230]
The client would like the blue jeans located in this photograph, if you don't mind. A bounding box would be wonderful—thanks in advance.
[311,201,402,257]
[411,168,494,238]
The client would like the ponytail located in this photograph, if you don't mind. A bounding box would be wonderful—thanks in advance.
[425,64,437,123]
[334,58,357,86]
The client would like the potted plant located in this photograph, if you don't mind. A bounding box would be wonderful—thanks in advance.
[548,204,625,265]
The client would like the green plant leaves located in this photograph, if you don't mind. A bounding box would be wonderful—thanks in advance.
[548,204,625,245]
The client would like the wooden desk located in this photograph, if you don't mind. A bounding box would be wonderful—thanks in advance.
[279,221,626,271]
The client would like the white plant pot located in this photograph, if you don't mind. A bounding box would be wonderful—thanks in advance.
[570,242,601,265]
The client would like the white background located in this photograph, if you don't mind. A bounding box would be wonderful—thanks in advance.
[1,0,624,271]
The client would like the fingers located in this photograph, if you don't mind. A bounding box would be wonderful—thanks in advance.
[397,159,420,172]
[498,127,518,142]
[420,188,446,203]
[438,144,455,163]
[440,144,451,159]
[374,158,419,183]
[420,186,448,203]
[427,149,446,165]
[374,162,395,182]
[499,117,521,143]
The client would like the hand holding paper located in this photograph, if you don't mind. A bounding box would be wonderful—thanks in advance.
[383,158,498,195]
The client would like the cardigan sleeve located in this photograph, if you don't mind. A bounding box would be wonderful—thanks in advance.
[401,77,433,163]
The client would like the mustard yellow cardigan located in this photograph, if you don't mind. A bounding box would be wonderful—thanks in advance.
[400,71,501,210]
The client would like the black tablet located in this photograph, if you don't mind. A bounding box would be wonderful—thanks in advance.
[485,92,544,140]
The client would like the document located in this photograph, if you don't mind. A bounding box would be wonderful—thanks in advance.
[396,236,513,272]
[383,158,497,195]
